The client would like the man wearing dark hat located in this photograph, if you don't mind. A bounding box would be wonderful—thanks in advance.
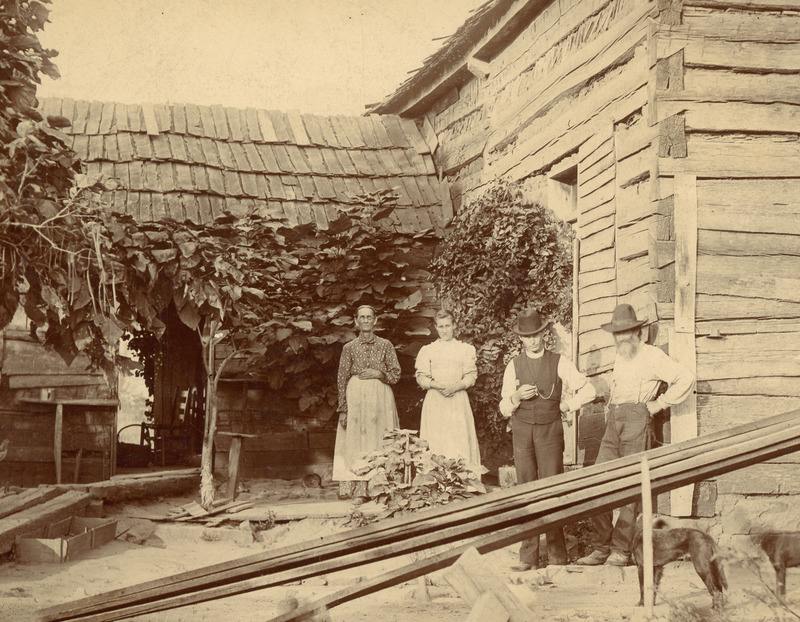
[577,303,694,567]
[499,307,596,571]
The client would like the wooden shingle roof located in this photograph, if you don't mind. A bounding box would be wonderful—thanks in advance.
[39,98,447,232]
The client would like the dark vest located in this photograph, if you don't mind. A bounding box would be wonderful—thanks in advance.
[512,350,562,424]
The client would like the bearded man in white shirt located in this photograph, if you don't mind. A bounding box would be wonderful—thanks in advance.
[577,304,695,567]
[499,308,597,571]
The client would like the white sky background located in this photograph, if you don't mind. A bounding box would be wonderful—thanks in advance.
[38,0,485,115]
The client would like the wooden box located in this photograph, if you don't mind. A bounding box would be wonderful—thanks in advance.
[14,516,117,563]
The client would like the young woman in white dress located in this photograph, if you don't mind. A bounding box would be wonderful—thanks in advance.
[414,310,483,475]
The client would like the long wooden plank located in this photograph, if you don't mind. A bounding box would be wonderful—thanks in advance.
[0,487,64,519]
[64,415,800,622]
[42,410,800,622]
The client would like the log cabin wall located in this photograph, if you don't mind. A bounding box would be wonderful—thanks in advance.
[648,0,800,532]
[0,323,118,486]
[384,0,662,468]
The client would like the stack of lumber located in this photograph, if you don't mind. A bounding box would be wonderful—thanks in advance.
[40,409,800,622]
[51,468,199,504]
[0,487,92,555]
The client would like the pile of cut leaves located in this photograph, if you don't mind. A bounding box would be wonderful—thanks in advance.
[352,429,486,520]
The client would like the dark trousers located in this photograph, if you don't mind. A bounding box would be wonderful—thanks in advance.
[512,417,567,566]
[589,402,651,555]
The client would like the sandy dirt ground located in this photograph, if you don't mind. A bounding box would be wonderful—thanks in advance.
[1,481,799,622]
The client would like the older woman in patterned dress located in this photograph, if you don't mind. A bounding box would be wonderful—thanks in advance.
[332,305,401,500]
[415,310,483,475]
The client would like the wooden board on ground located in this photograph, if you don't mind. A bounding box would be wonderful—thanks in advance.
[0,490,91,555]
[53,471,199,503]
[225,500,384,522]
[0,487,64,520]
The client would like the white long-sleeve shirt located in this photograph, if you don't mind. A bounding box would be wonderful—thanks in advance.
[609,343,694,411]
[499,350,596,418]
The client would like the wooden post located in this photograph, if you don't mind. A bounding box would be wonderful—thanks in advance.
[54,403,63,484]
[641,456,654,615]
[227,436,242,500]
[199,320,218,510]
[670,174,698,516]
[73,448,84,484]
[566,234,580,466]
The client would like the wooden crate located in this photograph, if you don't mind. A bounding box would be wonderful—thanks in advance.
[14,516,117,563]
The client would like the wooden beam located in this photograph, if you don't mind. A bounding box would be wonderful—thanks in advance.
[40,410,800,622]
[670,173,698,517]
[466,57,492,80]
[0,487,64,520]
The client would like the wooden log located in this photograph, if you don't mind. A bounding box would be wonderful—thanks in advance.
[679,7,800,43]
[53,472,200,503]
[0,487,64,520]
[678,68,800,106]
[110,468,200,481]
[697,395,800,436]
[8,375,104,389]
[87,417,800,622]
[0,490,91,554]
[43,411,800,622]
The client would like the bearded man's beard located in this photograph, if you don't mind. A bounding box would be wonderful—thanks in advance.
[617,341,636,359]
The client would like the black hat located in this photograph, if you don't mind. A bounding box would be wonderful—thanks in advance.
[512,308,550,336]
[601,304,648,333]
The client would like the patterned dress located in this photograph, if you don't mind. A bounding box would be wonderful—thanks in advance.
[415,338,483,474]
[332,333,401,486]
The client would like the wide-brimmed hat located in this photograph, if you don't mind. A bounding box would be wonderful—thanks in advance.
[512,308,550,336]
[602,304,648,333]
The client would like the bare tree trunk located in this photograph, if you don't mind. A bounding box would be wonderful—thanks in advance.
[199,320,218,510]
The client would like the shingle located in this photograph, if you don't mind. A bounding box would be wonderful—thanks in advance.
[244,109,262,142]
[256,144,281,173]
[339,116,365,148]
[312,204,329,229]
[114,162,130,188]
[216,141,236,169]
[126,104,142,133]
[127,190,140,219]
[313,176,336,200]
[401,177,425,206]
[191,165,209,192]
[184,136,204,163]
[363,150,386,176]
[209,195,226,219]
[172,104,187,134]
[286,110,311,145]
[284,144,311,175]
[329,116,352,148]
[297,203,314,224]
[100,161,115,182]
[166,193,184,220]
[113,102,128,132]
[268,111,292,143]
[343,177,363,201]
[298,175,317,199]
[138,192,153,220]
[174,163,193,191]
[391,149,415,175]
[264,200,283,219]
[99,101,115,134]
[368,115,393,148]
[223,170,243,195]
[405,149,430,175]
[335,150,358,176]
[243,143,265,171]
[399,117,429,154]
[104,134,119,161]
[167,134,188,162]
[211,105,229,140]
[88,134,104,160]
[272,145,294,173]
[200,138,221,167]
[302,115,326,146]
[393,179,412,205]
[207,167,225,195]
[320,148,344,175]
[86,162,102,179]
[330,177,350,202]
[182,194,201,223]
[157,162,176,192]
[41,97,61,119]
[256,109,278,142]
[151,134,172,160]
[143,162,159,191]
[185,104,203,136]
[154,104,171,133]
[86,101,103,134]
[240,173,260,198]
[151,193,167,219]
[142,104,160,136]
[197,195,213,223]
[265,175,287,200]
[61,98,76,132]
[199,106,216,139]
[415,207,434,230]
[376,149,399,174]
[229,142,251,171]
[303,147,326,175]
[380,116,410,148]
[226,107,244,141]
[356,116,380,148]
[317,116,339,147]
[282,202,300,226]
[72,100,90,134]
[348,149,372,176]
[225,197,246,216]
[128,161,144,190]
[417,176,440,204]
[72,134,90,160]
[280,175,300,200]
[255,175,270,199]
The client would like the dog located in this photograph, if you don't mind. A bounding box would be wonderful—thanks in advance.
[756,532,800,600]
[632,517,727,610]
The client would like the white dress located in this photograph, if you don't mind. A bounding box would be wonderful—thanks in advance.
[415,339,483,474]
